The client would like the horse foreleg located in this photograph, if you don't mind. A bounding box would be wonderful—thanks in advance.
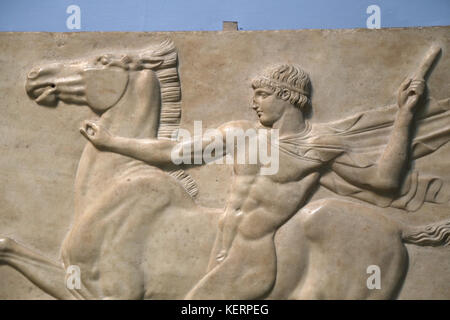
[0,237,79,299]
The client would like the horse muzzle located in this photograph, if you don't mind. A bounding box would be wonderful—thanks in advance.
[26,82,58,106]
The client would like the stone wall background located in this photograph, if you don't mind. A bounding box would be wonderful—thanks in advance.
[0,27,449,299]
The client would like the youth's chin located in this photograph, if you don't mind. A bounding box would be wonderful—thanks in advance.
[259,117,274,127]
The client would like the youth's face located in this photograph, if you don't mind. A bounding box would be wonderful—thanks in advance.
[252,88,287,127]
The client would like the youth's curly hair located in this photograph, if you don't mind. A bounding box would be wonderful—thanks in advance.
[252,64,311,111]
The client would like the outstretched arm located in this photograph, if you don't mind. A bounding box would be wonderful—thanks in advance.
[79,120,246,167]
[330,78,425,193]
[80,121,178,166]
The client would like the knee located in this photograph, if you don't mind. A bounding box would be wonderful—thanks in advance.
[239,266,277,299]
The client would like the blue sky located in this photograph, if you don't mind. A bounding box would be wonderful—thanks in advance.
[0,0,449,31]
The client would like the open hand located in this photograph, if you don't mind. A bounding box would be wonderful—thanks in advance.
[397,77,425,112]
[79,120,112,149]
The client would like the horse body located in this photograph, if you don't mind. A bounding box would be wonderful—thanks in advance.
[1,40,448,299]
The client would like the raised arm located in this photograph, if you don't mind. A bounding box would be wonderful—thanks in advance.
[329,78,425,193]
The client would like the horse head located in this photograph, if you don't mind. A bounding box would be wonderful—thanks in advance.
[26,53,136,114]
[25,39,181,131]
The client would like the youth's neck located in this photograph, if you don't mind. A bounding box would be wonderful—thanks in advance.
[272,106,305,137]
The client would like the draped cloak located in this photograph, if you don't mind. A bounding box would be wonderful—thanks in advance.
[277,98,450,211]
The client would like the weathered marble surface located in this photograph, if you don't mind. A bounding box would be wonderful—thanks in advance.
[0,27,449,299]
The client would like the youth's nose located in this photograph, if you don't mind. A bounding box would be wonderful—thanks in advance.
[252,97,258,109]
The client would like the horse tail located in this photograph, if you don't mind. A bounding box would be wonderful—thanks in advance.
[401,219,450,247]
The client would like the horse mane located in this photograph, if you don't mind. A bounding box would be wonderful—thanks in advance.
[139,39,182,140]
[142,39,199,198]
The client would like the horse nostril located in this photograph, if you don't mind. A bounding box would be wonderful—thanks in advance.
[28,68,41,79]
[51,84,56,88]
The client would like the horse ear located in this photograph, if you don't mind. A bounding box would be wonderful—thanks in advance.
[139,55,164,69]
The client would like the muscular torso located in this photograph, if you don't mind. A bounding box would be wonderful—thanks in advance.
[223,121,324,240]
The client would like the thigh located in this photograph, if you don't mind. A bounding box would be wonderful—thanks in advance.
[186,237,277,300]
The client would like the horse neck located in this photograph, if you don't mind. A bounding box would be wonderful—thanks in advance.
[74,69,161,216]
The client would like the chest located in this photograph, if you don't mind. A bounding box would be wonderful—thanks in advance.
[269,151,323,183]
[233,150,323,183]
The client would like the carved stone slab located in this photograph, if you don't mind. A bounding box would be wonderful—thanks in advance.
[0,27,449,299]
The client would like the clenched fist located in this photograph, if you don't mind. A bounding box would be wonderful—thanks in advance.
[397,77,425,112]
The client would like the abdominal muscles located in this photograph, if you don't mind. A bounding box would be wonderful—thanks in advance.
[237,173,319,239]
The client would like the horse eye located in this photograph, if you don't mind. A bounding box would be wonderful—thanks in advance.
[100,56,109,65]
[97,56,110,65]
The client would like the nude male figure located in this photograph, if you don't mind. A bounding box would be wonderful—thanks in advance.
[80,64,425,299]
